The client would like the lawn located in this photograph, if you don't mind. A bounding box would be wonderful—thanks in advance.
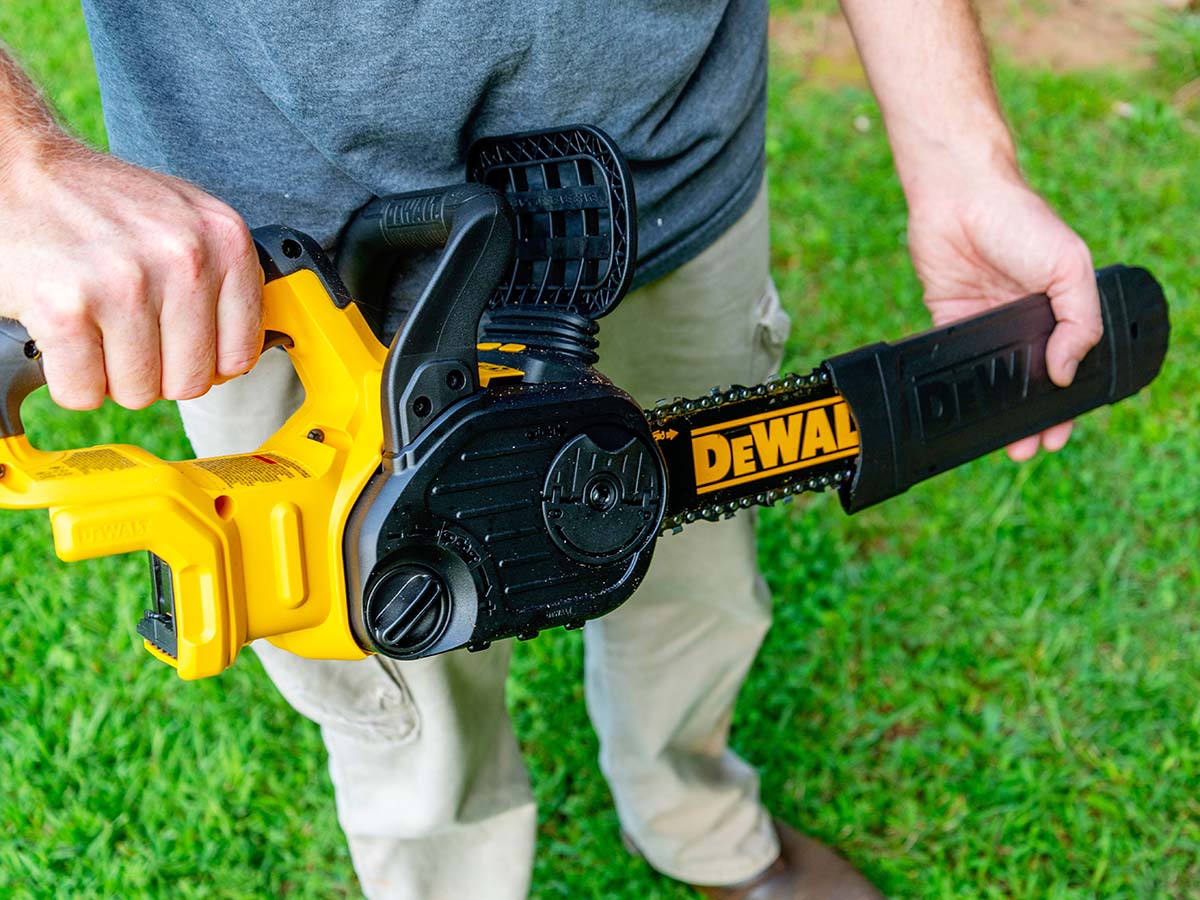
[1,2,1198,898]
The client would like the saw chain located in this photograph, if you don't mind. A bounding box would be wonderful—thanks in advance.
[649,370,855,534]
[0,125,1170,679]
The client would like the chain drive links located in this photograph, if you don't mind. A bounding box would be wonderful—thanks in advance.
[646,368,859,535]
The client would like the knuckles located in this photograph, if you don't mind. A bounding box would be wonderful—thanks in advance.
[50,390,105,412]
[1067,238,1096,278]
[163,381,212,402]
[154,231,207,281]
[44,370,106,411]
[107,358,163,410]
[162,357,217,402]
[102,258,154,314]
[1078,323,1105,349]
[32,288,92,337]
[205,205,256,263]
[30,256,157,334]
[216,351,257,378]
[108,388,159,411]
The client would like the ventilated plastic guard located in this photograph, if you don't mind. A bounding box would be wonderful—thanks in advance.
[826,265,1169,513]
[467,125,636,319]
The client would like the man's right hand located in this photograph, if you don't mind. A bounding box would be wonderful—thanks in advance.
[0,143,263,410]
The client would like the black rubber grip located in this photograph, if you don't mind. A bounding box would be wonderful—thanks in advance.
[824,265,1169,513]
[336,184,492,322]
[362,192,452,250]
[0,319,46,439]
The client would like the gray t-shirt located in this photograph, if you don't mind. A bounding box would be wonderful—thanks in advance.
[79,1,766,288]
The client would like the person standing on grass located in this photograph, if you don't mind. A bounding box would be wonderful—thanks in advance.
[0,2,1101,898]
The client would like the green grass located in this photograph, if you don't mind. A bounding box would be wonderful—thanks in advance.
[2,3,1199,898]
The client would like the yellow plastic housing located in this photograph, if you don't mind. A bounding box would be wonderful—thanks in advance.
[0,270,390,678]
[0,266,526,679]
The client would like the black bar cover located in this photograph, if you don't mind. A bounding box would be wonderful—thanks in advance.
[825,265,1169,513]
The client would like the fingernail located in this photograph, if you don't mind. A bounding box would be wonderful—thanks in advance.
[1062,358,1079,382]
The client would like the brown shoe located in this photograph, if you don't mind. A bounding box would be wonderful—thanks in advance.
[692,821,884,900]
[624,819,884,900]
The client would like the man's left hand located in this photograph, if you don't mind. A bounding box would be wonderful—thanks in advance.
[906,172,1103,461]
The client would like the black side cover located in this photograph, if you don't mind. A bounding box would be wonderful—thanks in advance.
[826,265,1169,513]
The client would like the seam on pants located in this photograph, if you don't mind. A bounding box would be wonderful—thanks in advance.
[751,277,792,382]
[254,644,422,745]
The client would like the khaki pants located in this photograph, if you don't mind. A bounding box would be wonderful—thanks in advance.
[179,183,790,899]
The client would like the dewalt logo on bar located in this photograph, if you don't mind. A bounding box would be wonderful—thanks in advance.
[690,397,860,494]
[914,344,1032,440]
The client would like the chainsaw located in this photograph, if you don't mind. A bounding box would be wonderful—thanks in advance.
[0,126,1169,680]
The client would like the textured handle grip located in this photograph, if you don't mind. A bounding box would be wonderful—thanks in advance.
[375,193,453,249]
[825,265,1169,513]
[0,319,46,439]
[336,184,493,321]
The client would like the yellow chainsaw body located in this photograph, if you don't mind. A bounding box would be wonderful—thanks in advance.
[0,268,523,679]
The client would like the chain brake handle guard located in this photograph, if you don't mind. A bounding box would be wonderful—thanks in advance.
[466,124,637,321]
[337,126,637,442]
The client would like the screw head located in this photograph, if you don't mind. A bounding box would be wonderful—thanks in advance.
[584,474,621,512]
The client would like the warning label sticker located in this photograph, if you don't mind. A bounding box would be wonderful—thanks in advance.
[189,453,311,489]
[35,447,139,481]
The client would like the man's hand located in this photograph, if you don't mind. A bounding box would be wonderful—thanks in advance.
[907,171,1102,461]
[0,47,262,411]
[839,0,1104,461]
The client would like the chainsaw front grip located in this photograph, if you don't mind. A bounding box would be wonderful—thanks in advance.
[335,184,516,453]
[0,319,45,439]
[337,183,505,326]
[825,265,1169,514]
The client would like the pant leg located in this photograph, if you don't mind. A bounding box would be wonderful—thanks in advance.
[586,180,792,886]
[178,352,536,900]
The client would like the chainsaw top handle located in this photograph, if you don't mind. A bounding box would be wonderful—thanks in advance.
[337,183,515,458]
[333,124,638,458]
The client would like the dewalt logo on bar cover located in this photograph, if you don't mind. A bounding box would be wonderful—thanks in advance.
[690,397,859,495]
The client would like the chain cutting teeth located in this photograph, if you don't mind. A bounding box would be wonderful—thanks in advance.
[656,460,856,535]
[648,368,856,536]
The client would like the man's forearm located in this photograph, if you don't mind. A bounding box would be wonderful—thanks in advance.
[0,45,77,175]
[838,0,1019,204]
[0,42,264,410]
